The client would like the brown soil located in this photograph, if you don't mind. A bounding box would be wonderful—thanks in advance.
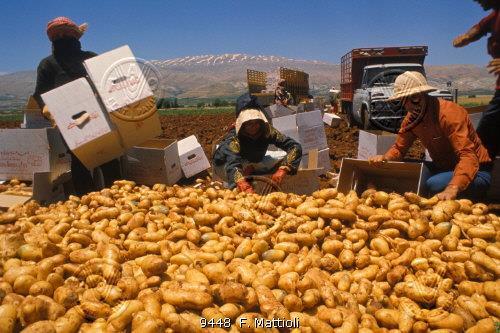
[0,121,21,129]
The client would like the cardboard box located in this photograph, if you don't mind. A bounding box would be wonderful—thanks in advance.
[21,96,52,129]
[323,113,341,127]
[253,150,321,195]
[264,104,296,119]
[177,135,211,178]
[301,147,331,175]
[357,130,397,160]
[84,45,153,113]
[297,102,322,113]
[41,78,125,170]
[337,158,430,196]
[297,110,328,152]
[108,98,162,149]
[123,139,182,186]
[0,128,70,181]
[0,171,70,210]
[268,114,300,151]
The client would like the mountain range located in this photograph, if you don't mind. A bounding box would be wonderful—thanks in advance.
[0,53,496,109]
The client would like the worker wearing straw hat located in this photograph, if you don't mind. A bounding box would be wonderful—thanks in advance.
[453,0,500,160]
[369,71,492,200]
[33,17,121,195]
[213,94,302,193]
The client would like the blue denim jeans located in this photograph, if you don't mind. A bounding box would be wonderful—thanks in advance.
[425,167,492,199]
[477,89,500,159]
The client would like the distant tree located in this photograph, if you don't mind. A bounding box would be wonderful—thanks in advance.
[173,98,179,108]
[197,102,205,108]
[156,98,164,109]
[213,98,222,107]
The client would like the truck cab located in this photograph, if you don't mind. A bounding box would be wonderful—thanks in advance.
[341,46,453,133]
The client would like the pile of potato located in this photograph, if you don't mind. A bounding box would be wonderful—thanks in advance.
[0,180,498,333]
[0,179,32,196]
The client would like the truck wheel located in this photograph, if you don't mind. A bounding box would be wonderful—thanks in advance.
[342,102,355,127]
[361,106,370,130]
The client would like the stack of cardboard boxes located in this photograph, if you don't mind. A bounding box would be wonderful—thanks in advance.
[42,45,162,171]
[271,110,331,176]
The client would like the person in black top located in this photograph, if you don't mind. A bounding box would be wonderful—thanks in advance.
[213,94,302,193]
[34,17,121,195]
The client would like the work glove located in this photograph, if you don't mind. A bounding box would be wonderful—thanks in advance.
[271,168,288,185]
[237,179,254,193]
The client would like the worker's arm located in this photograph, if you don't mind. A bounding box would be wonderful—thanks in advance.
[441,108,481,195]
[369,131,417,166]
[269,126,303,174]
[33,58,55,109]
[220,136,248,189]
[453,11,495,47]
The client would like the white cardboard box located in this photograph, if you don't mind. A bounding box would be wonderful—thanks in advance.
[264,104,296,119]
[41,78,124,170]
[177,135,211,178]
[337,158,430,196]
[301,147,331,175]
[124,139,182,186]
[323,113,341,127]
[268,114,300,151]
[0,128,70,181]
[84,45,153,113]
[297,110,328,152]
[298,125,328,152]
[357,130,398,160]
[253,150,321,195]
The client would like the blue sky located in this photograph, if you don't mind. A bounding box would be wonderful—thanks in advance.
[0,0,493,72]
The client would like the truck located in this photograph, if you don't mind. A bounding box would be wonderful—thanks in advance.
[340,46,453,132]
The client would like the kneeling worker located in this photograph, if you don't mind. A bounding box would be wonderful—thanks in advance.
[213,99,302,193]
[369,71,492,200]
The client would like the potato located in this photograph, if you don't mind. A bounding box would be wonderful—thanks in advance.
[0,304,17,333]
[161,289,212,310]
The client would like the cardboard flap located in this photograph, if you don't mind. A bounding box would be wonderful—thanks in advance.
[0,194,31,210]
[0,129,52,181]
[307,149,318,169]
[41,78,115,150]
[337,158,427,195]
[297,110,323,128]
[84,45,153,113]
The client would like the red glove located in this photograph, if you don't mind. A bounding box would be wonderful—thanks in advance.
[271,168,287,184]
[237,179,254,193]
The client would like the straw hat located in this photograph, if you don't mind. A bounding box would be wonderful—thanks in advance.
[47,17,88,42]
[387,71,437,101]
[235,109,268,135]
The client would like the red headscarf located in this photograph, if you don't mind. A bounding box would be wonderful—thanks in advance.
[46,17,87,42]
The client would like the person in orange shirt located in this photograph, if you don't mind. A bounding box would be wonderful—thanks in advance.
[369,71,492,200]
[453,0,500,159]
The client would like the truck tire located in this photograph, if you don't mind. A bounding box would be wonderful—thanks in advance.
[342,101,355,127]
[361,105,370,130]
